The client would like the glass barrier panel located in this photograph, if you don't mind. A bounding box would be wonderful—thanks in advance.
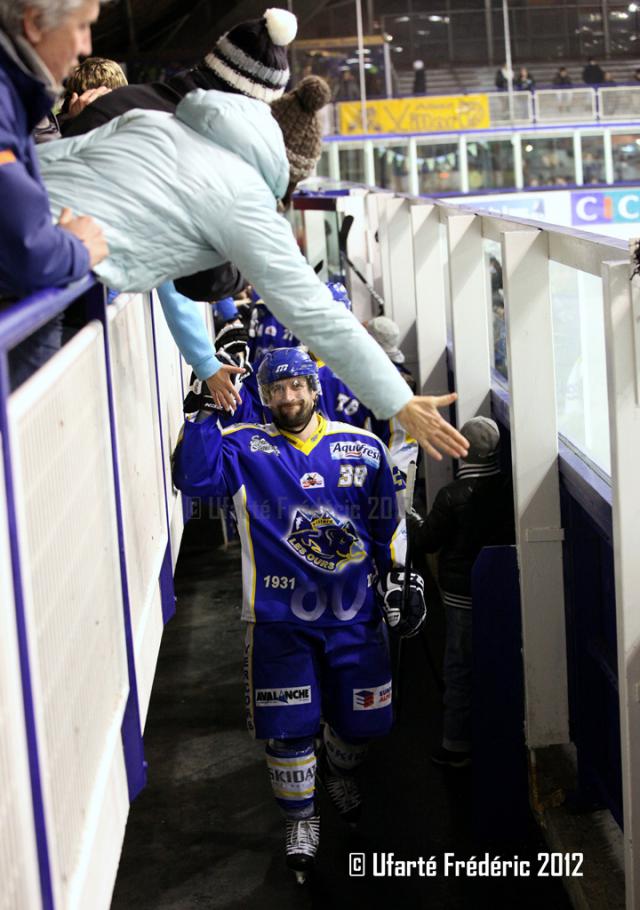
[522,135,574,187]
[291,203,343,282]
[316,149,330,179]
[417,142,461,194]
[379,14,450,70]
[580,134,606,184]
[290,43,388,101]
[575,8,604,60]
[600,86,640,121]
[292,207,305,253]
[488,92,533,126]
[440,219,453,345]
[549,261,610,475]
[607,7,637,55]
[324,210,342,278]
[467,139,515,190]
[484,238,507,380]
[612,134,640,182]
[535,88,596,124]
[339,146,365,184]
[373,143,410,193]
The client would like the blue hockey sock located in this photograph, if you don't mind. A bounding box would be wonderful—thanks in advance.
[266,737,316,819]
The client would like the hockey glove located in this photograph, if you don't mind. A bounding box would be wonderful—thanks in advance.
[377,570,427,638]
[214,319,253,384]
[183,371,216,415]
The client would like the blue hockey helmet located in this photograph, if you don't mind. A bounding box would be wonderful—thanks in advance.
[214,296,238,321]
[326,280,352,310]
[257,347,321,405]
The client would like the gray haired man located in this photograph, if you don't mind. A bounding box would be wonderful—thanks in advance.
[0,0,108,386]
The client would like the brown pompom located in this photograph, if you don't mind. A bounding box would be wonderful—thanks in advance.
[295,75,332,113]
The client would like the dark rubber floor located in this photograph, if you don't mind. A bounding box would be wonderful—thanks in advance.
[111,516,572,910]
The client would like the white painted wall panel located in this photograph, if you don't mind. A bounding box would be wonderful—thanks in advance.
[107,295,166,642]
[8,325,128,910]
[0,439,41,910]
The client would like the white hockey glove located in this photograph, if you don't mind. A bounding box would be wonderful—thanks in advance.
[377,570,427,638]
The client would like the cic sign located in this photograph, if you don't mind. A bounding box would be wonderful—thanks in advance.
[572,189,640,225]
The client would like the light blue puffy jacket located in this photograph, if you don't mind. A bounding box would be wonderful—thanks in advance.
[38,89,411,419]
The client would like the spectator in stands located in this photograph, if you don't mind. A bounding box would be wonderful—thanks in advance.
[582,57,605,85]
[412,59,426,95]
[603,70,616,85]
[514,66,534,91]
[552,66,572,87]
[409,417,515,768]
[0,0,108,388]
[335,68,359,101]
[494,64,512,91]
[60,56,127,125]
[583,151,601,183]
[633,67,640,84]
[39,76,469,459]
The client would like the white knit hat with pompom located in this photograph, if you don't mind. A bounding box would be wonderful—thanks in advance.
[204,8,297,103]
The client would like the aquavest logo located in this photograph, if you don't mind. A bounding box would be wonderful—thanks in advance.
[286,508,366,572]
[572,189,640,225]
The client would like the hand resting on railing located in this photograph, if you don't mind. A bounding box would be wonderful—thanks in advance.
[57,207,108,268]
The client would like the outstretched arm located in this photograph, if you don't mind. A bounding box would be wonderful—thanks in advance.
[215,194,468,461]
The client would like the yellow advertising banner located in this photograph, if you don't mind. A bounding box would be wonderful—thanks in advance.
[337,94,491,135]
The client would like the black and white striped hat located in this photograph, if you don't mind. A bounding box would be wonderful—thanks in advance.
[204,8,297,104]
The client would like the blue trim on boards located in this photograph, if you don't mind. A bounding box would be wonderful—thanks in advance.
[84,285,147,801]
[0,351,55,910]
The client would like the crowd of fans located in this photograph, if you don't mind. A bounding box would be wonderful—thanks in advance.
[495,57,639,91]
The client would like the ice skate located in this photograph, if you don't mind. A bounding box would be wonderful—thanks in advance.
[317,749,362,826]
[285,815,320,883]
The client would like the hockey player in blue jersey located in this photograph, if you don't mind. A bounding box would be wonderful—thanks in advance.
[173,347,426,881]
[248,289,299,364]
[248,280,348,364]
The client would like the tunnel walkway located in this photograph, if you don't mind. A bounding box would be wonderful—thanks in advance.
[110,516,572,910]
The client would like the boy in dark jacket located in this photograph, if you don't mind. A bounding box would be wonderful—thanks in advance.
[410,417,515,767]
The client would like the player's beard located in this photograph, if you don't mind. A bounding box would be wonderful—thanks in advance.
[271,398,316,433]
